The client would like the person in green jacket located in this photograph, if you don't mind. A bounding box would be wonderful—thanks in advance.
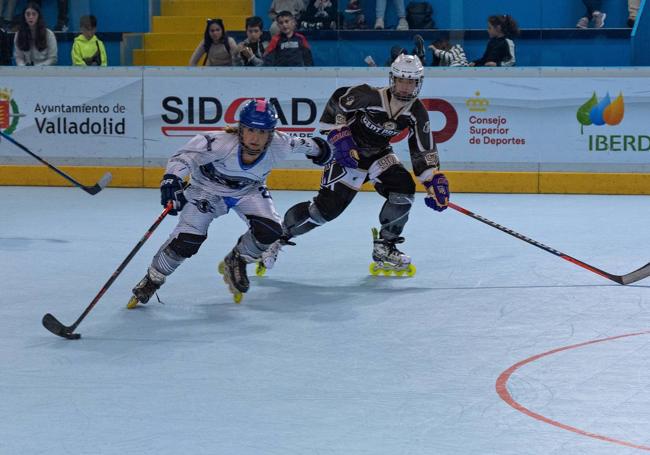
[71,14,107,66]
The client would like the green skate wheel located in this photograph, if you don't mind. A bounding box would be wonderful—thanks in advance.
[233,292,243,304]
[381,269,391,276]
[395,270,406,277]
[126,296,139,310]
[256,262,267,277]
[369,262,381,276]
[218,261,225,275]
[406,264,416,277]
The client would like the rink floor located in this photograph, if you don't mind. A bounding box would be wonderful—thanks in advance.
[2,186,650,455]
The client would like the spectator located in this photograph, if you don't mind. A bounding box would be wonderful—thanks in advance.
[342,0,365,29]
[0,26,11,64]
[71,15,106,66]
[189,18,237,66]
[628,0,640,27]
[369,34,426,67]
[429,33,468,67]
[236,16,266,67]
[269,0,305,35]
[576,1,606,28]
[375,0,408,30]
[263,11,313,66]
[470,14,518,67]
[301,0,337,30]
[14,2,57,66]
[32,0,68,31]
[0,0,16,30]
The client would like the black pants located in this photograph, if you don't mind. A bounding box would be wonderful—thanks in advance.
[284,159,416,240]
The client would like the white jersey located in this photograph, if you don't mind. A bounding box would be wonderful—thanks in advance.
[165,130,320,198]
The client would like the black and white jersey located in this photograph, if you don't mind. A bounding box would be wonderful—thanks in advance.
[320,84,440,181]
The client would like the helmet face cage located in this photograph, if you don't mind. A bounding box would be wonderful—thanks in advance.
[238,99,278,154]
[389,54,424,102]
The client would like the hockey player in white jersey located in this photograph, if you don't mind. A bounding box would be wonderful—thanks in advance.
[127,98,332,307]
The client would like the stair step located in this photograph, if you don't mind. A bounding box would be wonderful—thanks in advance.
[144,33,205,50]
[152,15,248,32]
[161,0,251,17]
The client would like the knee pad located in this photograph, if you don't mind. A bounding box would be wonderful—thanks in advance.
[313,188,353,222]
[247,215,283,245]
[284,201,323,237]
[168,233,206,258]
[388,192,415,206]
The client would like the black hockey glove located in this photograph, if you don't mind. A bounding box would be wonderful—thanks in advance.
[160,174,187,215]
[309,137,333,166]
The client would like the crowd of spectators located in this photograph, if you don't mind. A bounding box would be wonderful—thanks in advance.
[0,1,643,68]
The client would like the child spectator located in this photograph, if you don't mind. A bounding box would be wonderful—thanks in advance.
[14,2,57,66]
[301,0,337,30]
[71,15,107,66]
[269,0,305,35]
[189,18,237,66]
[374,0,408,30]
[263,11,313,66]
[236,16,266,66]
[470,14,518,67]
[576,0,606,28]
[0,0,16,30]
[429,33,468,67]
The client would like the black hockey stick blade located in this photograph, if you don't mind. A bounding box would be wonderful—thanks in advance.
[42,313,81,340]
[81,171,112,195]
[619,261,650,285]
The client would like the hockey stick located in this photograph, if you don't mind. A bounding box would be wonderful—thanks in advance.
[448,201,650,285]
[42,203,173,339]
[0,130,112,195]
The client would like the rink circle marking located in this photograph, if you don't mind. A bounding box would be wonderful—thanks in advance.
[496,330,650,451]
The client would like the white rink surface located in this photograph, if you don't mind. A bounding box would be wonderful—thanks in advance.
[2,186,650,455]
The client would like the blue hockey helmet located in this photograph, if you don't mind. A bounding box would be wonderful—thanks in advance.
[238,99,278,131]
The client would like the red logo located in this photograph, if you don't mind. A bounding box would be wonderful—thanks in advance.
[389,98,458,144]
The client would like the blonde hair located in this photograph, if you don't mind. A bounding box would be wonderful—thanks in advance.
[224,125,238,134]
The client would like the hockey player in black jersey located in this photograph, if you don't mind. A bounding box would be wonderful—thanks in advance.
[261,54,450,276]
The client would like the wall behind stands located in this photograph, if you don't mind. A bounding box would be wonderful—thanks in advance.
[254,0,632,29]
[35,0,149,32]
[2,66,650,195]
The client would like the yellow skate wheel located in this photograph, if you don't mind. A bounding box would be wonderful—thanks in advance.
[233,292,243,304]
[218,261,225,275]
[126,296,139,310]
[369,262,381,276]
[406,264,416,277]
[256,262,267,277]
[395,270,406,277]
[381,269,392,276]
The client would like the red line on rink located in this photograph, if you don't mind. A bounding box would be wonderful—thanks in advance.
[496,330,650,451]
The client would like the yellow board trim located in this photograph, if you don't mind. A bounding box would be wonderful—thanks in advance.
[2,165,650,195]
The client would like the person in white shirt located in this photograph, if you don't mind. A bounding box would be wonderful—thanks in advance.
[127,99,333,307]
[14,2,57,66]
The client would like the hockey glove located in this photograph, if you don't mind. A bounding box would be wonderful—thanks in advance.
[423,172,449,212]
[160,174,187,215]
[309,137,333,166]
[327,126,360,169]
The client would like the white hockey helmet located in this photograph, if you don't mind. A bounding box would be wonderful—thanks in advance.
[389,54,424,102]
